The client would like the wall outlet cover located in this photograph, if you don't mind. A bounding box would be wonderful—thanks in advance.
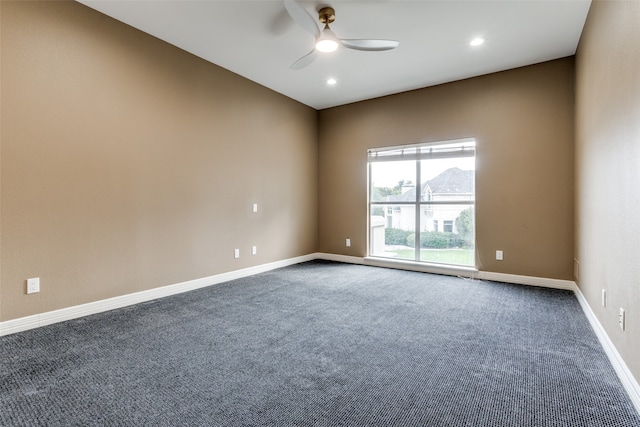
[27,277,40,294]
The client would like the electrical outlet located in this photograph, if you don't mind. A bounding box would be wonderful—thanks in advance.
[601,289,606,307]
[619,308,625,331]
[234,249,240,259]
[252,246,257,255]
[27,277,40,294]
[346,238,351,247]
[252,203,258,213]
[496,250,503,261]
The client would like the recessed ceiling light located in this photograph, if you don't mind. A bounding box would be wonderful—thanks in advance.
[326,78,337,85]
[470,37,485,47]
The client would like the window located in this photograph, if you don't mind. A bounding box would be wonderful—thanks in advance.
[368,138,475,267]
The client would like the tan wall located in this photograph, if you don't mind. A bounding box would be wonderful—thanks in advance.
[575,0,640,382]
[0,1,318,321]
[2,0,635,388]
[318,58,575,280]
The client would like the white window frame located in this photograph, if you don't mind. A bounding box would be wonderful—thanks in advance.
[368,138,476,266]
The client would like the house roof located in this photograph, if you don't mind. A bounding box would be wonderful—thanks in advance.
[385,167,473,202]
[426,167,474,195]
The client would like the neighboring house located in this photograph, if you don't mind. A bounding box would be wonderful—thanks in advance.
[384,167,474,233]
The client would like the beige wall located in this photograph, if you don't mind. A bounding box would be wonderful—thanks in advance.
[575,0,640,381]
[0,1,318,321]
[1,0,637,392]
[318,59,575,280]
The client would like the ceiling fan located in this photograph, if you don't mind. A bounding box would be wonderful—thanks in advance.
[284,0,399,70]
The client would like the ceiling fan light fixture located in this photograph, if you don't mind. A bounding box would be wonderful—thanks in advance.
[286,3,398,69]
[316,27,339,52]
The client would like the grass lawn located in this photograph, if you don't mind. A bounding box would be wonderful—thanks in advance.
[392,248,474,266]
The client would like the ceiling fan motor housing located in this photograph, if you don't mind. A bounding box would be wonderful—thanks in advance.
[318,7,336,25]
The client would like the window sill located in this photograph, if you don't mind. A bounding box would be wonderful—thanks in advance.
[363,256,478,277]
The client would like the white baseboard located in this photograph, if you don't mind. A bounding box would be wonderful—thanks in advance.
[475,271,577,291]
[0,253,316,337]
[322,253,575,290]
[1,252,638,416]
[573,286,640,414]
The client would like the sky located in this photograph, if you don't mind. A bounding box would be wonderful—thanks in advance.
[371,157,475,188]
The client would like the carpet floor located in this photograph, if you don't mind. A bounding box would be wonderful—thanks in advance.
[1,260,639,426]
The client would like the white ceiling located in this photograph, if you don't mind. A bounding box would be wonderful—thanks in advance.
[78,0,591,110]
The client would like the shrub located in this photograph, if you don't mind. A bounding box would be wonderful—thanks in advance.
[420,231,449,248]
[390,229,467,249]
[420,232,466,249]
[385,228,411,246]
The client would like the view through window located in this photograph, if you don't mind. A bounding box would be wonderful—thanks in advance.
[368,139,476,267]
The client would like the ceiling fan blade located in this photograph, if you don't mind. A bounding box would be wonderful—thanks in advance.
[284,0,320,39]
[340,39,399,52]
[291,49,318,70]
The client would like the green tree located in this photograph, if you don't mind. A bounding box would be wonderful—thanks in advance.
[455,208,474,247]
[374,180,411,198]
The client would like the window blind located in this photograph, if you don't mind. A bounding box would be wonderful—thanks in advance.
[368,138,475,162]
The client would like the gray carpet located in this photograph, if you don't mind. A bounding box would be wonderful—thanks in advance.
[1,260,639,426]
